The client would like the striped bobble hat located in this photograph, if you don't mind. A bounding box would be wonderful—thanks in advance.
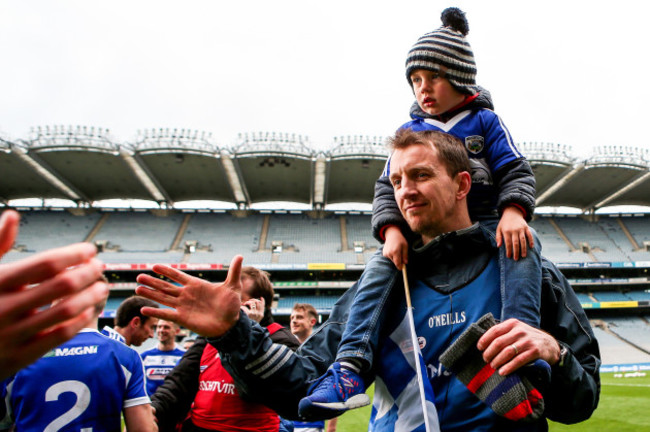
[406,7,477,95]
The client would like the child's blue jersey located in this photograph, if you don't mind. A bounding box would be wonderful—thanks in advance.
[2,329,150,431]
[386,108,523,220]
[140,346,185,396]
[370,258,503,432]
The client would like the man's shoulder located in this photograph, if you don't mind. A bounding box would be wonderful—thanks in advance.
[101,326,126,344]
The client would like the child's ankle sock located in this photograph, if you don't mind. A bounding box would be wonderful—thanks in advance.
[339,358,363,375]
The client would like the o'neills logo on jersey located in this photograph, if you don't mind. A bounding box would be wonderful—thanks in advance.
[428,312,466,328]
[44,345,99,358]
[199,380,236,395]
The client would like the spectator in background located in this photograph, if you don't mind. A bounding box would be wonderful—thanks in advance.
[141,319,186,396]
[0,209,109,380]
[290,303,318,344]
[146,265,299,432]
[182,337,197,350]
[102,295,159,346]
[290,303,337,432]
[0,290,155,431]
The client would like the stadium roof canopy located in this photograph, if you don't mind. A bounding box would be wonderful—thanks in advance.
[2,126,650,213]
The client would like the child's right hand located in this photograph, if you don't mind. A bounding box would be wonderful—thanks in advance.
[383,226,409,270]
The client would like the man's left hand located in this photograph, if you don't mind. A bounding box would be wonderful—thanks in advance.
[477,318,561,376]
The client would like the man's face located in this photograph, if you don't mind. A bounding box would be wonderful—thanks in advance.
[156,319,178,344]
[240,275,254,303]
[389,143,466,243]
[132,316,158,346]
[290,309,314,339]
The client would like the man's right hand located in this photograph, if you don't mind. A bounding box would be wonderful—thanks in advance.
[135,255,244,338]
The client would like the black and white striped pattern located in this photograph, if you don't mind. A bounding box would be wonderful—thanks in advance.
[245,343,294,379]
[405,26,477,95]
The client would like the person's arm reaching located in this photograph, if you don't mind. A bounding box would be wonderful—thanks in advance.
[0,210,109,379]
[151,338,206,431]
[123,403,157,432]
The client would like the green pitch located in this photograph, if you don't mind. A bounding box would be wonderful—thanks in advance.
[335,372,650,431]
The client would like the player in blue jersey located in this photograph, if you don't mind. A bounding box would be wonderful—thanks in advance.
[300,7,545,417]
[101,295,159,346]
[140,319,185,396]
[0,295,155,431]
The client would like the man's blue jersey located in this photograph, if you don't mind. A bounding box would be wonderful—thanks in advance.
[2,329,150,431]
[370,258,504,432]
[140,346,185,396]
[101,326,126,344]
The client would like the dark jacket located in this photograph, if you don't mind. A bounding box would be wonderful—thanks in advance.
[151,315,299,432]
[210,229,600,426]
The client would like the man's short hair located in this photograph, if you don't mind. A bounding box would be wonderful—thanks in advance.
[389,129,471,177]
[114,296,158,327]
[241,266,274,311]
[292,303,318,321]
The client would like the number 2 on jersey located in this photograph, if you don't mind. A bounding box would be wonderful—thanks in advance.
[44,380,92,432]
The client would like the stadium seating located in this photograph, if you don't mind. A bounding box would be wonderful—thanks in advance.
[591,326,650,365]
[13,210,102,251]
[625,290,650,301]
[94,211,185,252]
[276,295,338,311]
[606,317,650,352]
[592,291,634,302]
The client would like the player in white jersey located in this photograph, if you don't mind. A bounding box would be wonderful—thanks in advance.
[140,319,185,396]
[0,296,155,431]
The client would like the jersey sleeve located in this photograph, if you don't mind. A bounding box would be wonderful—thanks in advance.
[0,378,12,430]
[480,110,523,171]
[121,349,151,408]
[480,110,536,217]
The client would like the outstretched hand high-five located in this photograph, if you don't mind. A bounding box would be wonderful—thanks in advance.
[135,255,244,338]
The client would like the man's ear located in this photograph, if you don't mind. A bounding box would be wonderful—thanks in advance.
[455,171,472,200]
[310,318,317,326]
[130,316,142,328]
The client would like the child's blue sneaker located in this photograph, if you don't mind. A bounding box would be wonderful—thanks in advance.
[298,362,370,420]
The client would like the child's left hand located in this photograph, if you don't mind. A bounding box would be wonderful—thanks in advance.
[496,206,534,261]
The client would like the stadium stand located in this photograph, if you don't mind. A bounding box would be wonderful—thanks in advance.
[606,316,650,352]
[4,123,650,370]
[93,211,185,252]
[13,210,102,251]
[592,291,634,302]
[591,325,650,365]
[529,216,586,262]
[181,212,265,263]
[265,214,342,263]
[626,290,650,301]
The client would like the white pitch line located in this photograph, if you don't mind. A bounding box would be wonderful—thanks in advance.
[602,382,650,387]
